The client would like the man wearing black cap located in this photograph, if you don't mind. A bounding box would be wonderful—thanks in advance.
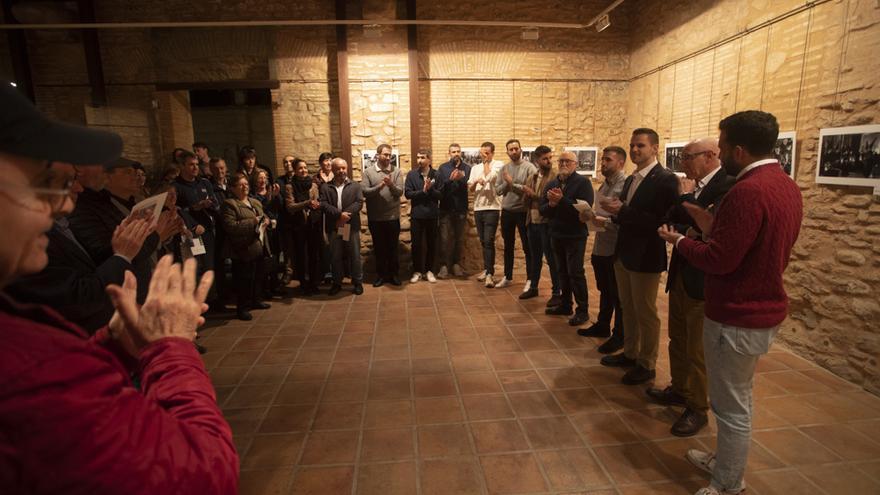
[0,82,238,492]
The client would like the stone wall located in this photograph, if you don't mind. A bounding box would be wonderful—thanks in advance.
[627,0,880,393]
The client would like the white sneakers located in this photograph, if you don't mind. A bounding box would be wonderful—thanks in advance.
[412,272,437,284]
[452,264,464,277]
[522,280,532,292]
[425,271,437,283]
[476,270,487,282]
[496,277,511,288]
[484,275,495,288]
[686,450,746,495]
[436,265,448,279]
[410,273,421,284]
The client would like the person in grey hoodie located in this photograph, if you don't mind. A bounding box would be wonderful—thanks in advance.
[361,143,404,287]
[494,139,537,288]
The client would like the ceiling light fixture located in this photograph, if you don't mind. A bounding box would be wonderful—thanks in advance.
[595,14,611,32]
[521,26,539,40]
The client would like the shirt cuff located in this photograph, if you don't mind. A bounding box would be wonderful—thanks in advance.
[674,235,686,248]
[114,253,133,264]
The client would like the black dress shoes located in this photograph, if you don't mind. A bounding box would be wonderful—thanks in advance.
[600,353,636,367]
[622,365,656,385]
[253,302,271,310]
[646,385,687,407]
[577,323,611,338]
[328,284,342,296]
[545,305,573,316]
[373,278,385,288]
[519,288,539,300]
[389,276,402,286]
[568,313,589,326]
[237,310,253,321]
[597,335,624,354]
[353,284,364,295]
[545,294,562,307]
[671,408,708,437]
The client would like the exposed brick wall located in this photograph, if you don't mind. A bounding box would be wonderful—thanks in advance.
[627,0,880,393]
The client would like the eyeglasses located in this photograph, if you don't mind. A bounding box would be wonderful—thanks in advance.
[558,158,577,164]
[680,151,712,161]
[0,162,76,214]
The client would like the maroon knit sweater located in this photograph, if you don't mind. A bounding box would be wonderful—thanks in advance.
[676,163,803,328]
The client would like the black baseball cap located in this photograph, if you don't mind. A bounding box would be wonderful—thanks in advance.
[0,82,123,165]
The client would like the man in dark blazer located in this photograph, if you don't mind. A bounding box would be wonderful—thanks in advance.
[648,138,736,436]
[7,164,153,333]
[598,128,679,385]
[319,158,365,295]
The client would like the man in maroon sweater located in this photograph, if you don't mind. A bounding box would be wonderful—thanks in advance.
[658,111,802,495]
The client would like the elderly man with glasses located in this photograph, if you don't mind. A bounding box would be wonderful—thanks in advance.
[647,138,735,437]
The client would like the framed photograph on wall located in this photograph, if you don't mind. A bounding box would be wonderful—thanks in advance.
[521,147,536,163]
[362,148,399,170]
[816,125,880,187]
[564,146,599,176]
[460,147,482,167]
[774,131,796,179]
[664,141,688,173]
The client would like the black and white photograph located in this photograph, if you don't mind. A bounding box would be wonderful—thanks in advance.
[816,125,880,187]
[664,141,688,173]
[460,147,482,166]
[564,146,599,176]
[362,148,399,170]
[774,131,796,179]
[521,146,535,163]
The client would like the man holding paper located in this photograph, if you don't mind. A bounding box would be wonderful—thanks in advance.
[539,151,594,326]
[319,158,365,295]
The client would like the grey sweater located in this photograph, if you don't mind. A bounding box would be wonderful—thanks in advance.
[361,165,404,221]
[495,160,537,212]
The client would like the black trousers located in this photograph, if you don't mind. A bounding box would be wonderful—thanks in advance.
[474,210,499,275]
[232,256,265,312]
[411,217,438,274]
[500,210,530,280]
[293,224,322,289]
[591,254,624,338]
[552,237,588,316]
[369,219,401,280]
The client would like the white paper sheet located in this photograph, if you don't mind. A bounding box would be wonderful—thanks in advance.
[130,192,167,228]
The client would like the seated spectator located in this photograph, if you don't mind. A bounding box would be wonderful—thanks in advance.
[0,83,238,493]
[221,173,272,321]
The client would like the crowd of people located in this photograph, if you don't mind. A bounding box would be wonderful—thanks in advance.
[0,76,803,495]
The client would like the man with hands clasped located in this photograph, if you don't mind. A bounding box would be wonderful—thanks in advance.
[320,158,365,295]
[405,149,442,283]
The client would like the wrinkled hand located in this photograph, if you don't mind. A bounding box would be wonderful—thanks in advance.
[547,187,563,207]
[678,176,696,195]
[112,217,153,260]
[521,185,535,198]
[194,224,206,236]
[683,202,714,236]
[657,224,683,244]
[601,197,622,215]
[340,211,352,223]
[591,216,608,229]
[578,209,595,224]
[309,199,320,210]
[382,176,393,188]
[106,256,213,356]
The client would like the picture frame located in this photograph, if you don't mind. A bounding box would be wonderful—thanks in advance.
[816,125,880,187]
[521,147,536,163]
[460,147,482,167]
[664,141,689,173]
[563,146,599,176]
[774,131,796,179]
[362,148,399,170]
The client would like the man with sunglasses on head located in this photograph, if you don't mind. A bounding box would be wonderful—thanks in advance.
[0,83,238,493]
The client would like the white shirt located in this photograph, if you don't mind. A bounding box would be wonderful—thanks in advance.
[625,160,659,204]
[736,158,778,180]
[334,182,345,211]
[468,160,504,211]
[695,166,723,199]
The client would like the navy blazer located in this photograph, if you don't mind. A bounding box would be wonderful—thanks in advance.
[665,169,736,299]
[613,164,679,273]
[538,172,595,240]
[6,223,131,332]
[404,168,442,219]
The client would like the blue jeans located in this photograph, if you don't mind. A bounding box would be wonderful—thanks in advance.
[526,223,559,294]
[703,317,778,492]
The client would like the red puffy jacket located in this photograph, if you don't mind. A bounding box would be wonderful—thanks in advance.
[0,294,239,494]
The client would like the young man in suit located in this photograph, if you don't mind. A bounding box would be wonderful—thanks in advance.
[647,138,736,437]
[597,128,679,385]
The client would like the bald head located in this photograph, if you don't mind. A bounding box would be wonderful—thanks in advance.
[681,138,721,180]
[331,157,349,183]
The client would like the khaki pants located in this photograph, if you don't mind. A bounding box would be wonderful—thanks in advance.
[614,261,661,370]
[668,272,708,411]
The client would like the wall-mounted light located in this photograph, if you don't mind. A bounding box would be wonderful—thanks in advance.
[595,14,611,32]
[9,82,17,87]
[521,26,539,40]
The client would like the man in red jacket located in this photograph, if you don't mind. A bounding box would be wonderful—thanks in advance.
[0,83,238,494]
[658,111,802,495]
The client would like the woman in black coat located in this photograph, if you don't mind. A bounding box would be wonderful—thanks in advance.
[285,159,323,295]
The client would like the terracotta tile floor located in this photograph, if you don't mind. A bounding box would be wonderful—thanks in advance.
[199,269,880,495]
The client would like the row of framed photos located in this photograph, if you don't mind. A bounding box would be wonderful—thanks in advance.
[361,124,880,187]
